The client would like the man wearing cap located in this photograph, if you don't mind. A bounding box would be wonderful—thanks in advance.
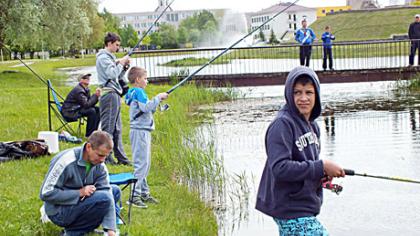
[62,73,101,137]
[408,14,420,66]
[295,19,316,67]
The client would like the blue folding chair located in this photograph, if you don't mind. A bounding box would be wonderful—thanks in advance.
[109,172,137,224]
[47,80,85,137]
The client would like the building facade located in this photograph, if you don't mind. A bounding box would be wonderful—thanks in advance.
[248,3,317,42]
[114,0,226,35]
[316,6,352,17]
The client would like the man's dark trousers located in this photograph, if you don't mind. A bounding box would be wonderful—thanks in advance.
[409,40,420,65]
[300,45,312,67]
[79,107,100,137]
[322,47,333,70]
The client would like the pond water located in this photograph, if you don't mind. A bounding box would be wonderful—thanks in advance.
[207,81,420,236]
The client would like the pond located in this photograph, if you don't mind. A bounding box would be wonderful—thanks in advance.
[206,81,420,236]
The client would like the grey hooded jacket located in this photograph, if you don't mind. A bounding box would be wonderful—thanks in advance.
[96,49,123,95]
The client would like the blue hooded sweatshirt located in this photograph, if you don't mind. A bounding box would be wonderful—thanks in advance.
[321,32,335,49]
[125,87,161,131]
[255,66,324,220]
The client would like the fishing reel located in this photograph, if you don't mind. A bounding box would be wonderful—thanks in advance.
[160,103,170,111]
[321,176,343,195]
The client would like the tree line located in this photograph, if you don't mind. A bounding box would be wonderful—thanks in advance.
[0,0,219,59]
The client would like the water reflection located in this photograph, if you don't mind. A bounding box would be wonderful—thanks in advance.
[207,81,420,235]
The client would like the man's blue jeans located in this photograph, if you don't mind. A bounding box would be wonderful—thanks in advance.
[49,185,121,236]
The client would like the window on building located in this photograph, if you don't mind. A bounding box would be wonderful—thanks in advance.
[293,14,296,21]
[289,14,291,20]
[289,24,292,29]
[294,23,297,30]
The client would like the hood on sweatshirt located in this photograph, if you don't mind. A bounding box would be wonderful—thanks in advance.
[284,66,321,121]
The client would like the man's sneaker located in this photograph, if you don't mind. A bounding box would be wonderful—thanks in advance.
[141,194,159,204]
[127,197,148,208]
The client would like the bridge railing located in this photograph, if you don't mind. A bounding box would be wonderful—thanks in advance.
[131,39,415,78]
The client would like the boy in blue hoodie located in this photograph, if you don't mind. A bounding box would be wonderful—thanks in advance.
[321,26,336,71]
[295,19,316,67]
[125,66,168,208]
[256,66,345,235]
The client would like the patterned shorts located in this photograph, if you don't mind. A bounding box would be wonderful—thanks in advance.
[273,216,329,236]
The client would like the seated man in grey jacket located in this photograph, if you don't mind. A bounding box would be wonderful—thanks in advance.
[62,73,101,137]
[40,131,120,236]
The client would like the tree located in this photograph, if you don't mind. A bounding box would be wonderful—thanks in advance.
[98,8,121,34]
[269,29,280,44]
[259,29,266,42]
[178,10,219,47]
[150,31,162,48]
[0,0,42,55]
[177,27,188,45]
[119,24,139,48]
[159,23,178,49]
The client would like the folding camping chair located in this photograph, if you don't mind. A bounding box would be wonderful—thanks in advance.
[47,80,85,137]
[109,172,138,224]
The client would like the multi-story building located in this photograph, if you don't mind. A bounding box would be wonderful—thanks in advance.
[248,2,317,42]
[114,0,226,35]
[316,6,352,18]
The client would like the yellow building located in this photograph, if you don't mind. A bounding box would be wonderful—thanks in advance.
[317,6,352,18]
[411,0,420,6]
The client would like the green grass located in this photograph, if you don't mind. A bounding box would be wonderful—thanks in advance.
[311,8,419,41]
[0,58,232,235]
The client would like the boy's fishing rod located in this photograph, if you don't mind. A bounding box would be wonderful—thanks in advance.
[0,41,65,100]
[165,0,301,95]
[118,0,175,96]
[344,169,420,184]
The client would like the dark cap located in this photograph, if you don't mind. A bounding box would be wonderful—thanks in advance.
[78,73,92,81]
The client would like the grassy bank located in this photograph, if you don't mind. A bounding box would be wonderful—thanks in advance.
[0,58,231,235]
[311,8,419,41]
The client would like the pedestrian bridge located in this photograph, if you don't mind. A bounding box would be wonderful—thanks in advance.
[132,39,420,87]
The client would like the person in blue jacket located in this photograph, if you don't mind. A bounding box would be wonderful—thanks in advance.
[321,26,335,71]
[256,66,345,236]
[295,19,316,67]
[125,66,168,208]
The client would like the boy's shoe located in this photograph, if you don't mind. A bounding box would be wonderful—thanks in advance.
[141,194,159,204]
[127,197,148,208]
[117,217,124,225]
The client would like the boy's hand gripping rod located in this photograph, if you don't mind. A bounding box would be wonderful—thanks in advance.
[344,169,420,184]
[160,0,301,111]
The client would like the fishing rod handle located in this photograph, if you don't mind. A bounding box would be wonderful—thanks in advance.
[344,169,355,176]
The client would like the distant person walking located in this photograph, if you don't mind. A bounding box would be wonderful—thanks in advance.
[409,14,420,66]
[295,19,316,67]
[321,26,335,71]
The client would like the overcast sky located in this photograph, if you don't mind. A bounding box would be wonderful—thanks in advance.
[98,0,392,14]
